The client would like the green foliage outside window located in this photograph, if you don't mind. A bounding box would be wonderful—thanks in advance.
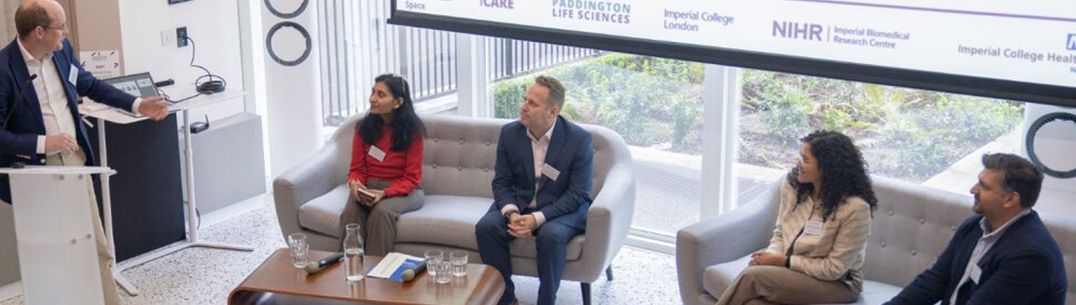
[494,54,703,150]
[492,54,1023,182]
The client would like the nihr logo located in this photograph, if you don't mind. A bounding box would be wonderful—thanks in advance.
[1068,34,1076,51]
[773,20,823,42]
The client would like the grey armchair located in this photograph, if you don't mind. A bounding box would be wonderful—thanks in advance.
[676,175,1004,305]
[274,114,635,305]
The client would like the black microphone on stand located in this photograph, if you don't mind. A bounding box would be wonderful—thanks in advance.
[3,74,38,131]
[304,252,345,274]
[3,74,39,169]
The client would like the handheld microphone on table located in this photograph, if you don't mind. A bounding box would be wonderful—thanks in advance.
[3,74,39,169]
[400,261,428,282]
[304,252,345,274]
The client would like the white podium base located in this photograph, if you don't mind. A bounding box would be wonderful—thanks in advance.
[115,241,253,296]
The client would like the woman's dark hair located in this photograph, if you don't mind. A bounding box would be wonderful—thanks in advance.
[357,74,425,151]
[786,130,878,220]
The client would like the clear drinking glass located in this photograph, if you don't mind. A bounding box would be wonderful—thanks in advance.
[343,223,365,282]
[434,258,452,284]
[424,249,444,278]
[449,251,468,277]
[287,233,308,268]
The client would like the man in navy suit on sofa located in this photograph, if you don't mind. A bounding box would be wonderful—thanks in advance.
[885,153,1067,305]
[1,1,169,303]
[476,75,594,305]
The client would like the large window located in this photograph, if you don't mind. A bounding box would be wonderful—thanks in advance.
[316,0,458,126]
[317,2,1029,251]
[491,54,707,239]
[736,70,1025,195]
[485,51,1028,250]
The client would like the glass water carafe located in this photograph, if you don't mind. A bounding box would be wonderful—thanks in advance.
[342,223,365,282]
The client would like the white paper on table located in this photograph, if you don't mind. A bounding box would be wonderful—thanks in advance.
[367,252,425,280]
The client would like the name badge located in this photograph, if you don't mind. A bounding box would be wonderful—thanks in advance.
[68,64,78,86]
[541,163,560,181]
[803,220,824,236]
[970,264,982,284]
[368,145,386,162]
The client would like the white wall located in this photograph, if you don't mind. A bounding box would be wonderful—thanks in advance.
[117,0,246,121]
[260,0,322,177]
[0,1,17,42]
[1021,104,1076,198]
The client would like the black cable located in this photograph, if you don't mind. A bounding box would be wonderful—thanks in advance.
[1025,112,1076,179]
[183,35,227,93]
[158,87,202,104]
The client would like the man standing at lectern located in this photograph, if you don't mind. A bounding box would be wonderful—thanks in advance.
[0,0,169,303]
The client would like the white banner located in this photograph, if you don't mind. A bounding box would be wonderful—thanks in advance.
[399,0,1076,88]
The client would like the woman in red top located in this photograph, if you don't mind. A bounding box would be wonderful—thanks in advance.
[347,74,426,256]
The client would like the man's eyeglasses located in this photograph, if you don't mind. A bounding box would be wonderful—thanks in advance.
[42,24,68,32]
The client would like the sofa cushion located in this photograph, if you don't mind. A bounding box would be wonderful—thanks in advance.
[840,281,903,305]
[703,254,752,298]
[396,195,584,260]
[298,185,351,238]
[703,254,902,305]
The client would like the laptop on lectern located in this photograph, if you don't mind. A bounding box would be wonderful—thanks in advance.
[103,72,158,99]
[100,72,159,117]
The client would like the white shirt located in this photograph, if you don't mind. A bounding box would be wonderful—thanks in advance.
[949,208,1032,305]
[500,117,556,227]
[16,39,140,163]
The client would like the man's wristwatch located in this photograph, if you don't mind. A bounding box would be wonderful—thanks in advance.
[503,210,519,218]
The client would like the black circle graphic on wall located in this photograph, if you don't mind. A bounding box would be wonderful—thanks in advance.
[1025,112,1076,179]
[265,21,312,67]
[264,0,308,19]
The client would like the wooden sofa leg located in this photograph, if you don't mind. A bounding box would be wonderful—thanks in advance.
[581,282,592,305]
[605,265,613,281]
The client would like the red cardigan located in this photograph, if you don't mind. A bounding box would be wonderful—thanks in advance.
[347,125,423,198]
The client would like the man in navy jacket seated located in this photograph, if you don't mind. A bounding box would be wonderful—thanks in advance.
[885,153,1066,305]
[475,75,593,305]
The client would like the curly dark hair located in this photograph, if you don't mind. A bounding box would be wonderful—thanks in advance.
[786,130,878,220]
[357,74,426,152]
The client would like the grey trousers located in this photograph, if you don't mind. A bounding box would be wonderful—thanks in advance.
[715,266,860,305]
[352,179,424,257]
[47,153,120,305]
[88,189,121,305]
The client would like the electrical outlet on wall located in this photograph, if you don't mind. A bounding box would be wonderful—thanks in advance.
[161,29,176,47]
[176,27,188,48]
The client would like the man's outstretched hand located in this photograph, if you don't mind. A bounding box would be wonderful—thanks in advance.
[137,96,169,121]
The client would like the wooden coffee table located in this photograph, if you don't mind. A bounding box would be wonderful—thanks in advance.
[229,249,504,305]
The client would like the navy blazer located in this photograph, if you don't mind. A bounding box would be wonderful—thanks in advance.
[490,116,594,229]
[885,210,1067,305]
[0,38,136,203]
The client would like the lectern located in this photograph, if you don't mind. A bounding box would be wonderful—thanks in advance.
[80,88,253,296]
[0,166,114,305]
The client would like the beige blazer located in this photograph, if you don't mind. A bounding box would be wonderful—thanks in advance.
[765,180,872,290]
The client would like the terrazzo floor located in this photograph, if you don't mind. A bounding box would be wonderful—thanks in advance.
[0,200,681,305]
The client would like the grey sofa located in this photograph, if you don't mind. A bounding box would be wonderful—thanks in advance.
[677,175,1076,305]
[274,114,635,304]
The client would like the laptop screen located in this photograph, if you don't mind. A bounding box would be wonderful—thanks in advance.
[103,72,158,98]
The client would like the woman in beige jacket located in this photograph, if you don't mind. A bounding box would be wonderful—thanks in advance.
[717,130,878,305]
